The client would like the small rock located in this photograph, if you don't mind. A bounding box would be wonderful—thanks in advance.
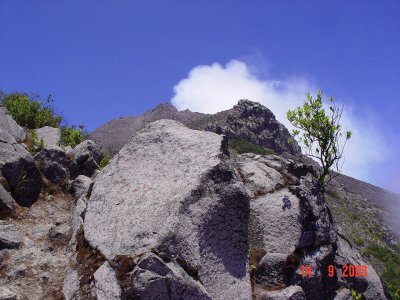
[71,175,93,198]
[68,197,86,251]
[73,140,102,163]
[0,184,14,219]
[256,285,306,300]
[48,222,71,244]
[132,253,211,299]
[0,286,19,300]
[0,222,22,249]
[63,269,80,300]
[6,264,27,280]
[332,287,352,300]
[255,253,287,286]
[64,146,73,155]
[93,262,121,300]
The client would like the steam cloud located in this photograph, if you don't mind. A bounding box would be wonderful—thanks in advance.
[171,59,395,191]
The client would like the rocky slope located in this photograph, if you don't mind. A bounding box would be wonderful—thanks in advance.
[1,103,398,299]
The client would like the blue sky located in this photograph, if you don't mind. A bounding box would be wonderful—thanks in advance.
[1,1,399,192]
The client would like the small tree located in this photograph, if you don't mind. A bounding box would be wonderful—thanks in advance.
[287,90,351,187]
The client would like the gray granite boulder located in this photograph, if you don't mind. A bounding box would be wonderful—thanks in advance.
[84,120,250,299]
[35,126,61,150]
[0,107,25,143]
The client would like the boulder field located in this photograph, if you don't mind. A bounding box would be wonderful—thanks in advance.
[0,107,391,299]
[71,120,386,299]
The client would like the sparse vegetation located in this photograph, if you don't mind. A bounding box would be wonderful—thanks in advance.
[228,139,274,155]
[99,154,110,169]
[354,237,364,246]
[0,90,90,149]
[287,90,351,187]
[28,130,45,155]
[350,289,362,300]
[364,243,400,299]
[0,92,62,128]
[325,186,400,299]
[59,126,88,148]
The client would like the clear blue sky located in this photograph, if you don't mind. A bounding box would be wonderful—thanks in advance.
[1,1,399,190]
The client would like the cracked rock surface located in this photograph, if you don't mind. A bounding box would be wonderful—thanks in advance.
[83,119,251,299]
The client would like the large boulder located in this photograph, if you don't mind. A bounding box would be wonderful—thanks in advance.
[35,126,61,150]
[84,120,251,299]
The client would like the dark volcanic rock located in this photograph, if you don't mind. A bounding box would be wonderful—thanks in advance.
[34,149,73,186]
[72,140,102,177]
[0,108,42,207]
[202,100,301,154]
[1,149,42,207]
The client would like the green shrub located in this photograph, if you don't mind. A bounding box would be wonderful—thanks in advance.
[354,237,364,246]
[228,139,275,155]
[59,126,88,148]
[350,289,362,300]
[364,243,400,298]
[99,154,110,169]
[28,129,45,155]
[1,93,62,129]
